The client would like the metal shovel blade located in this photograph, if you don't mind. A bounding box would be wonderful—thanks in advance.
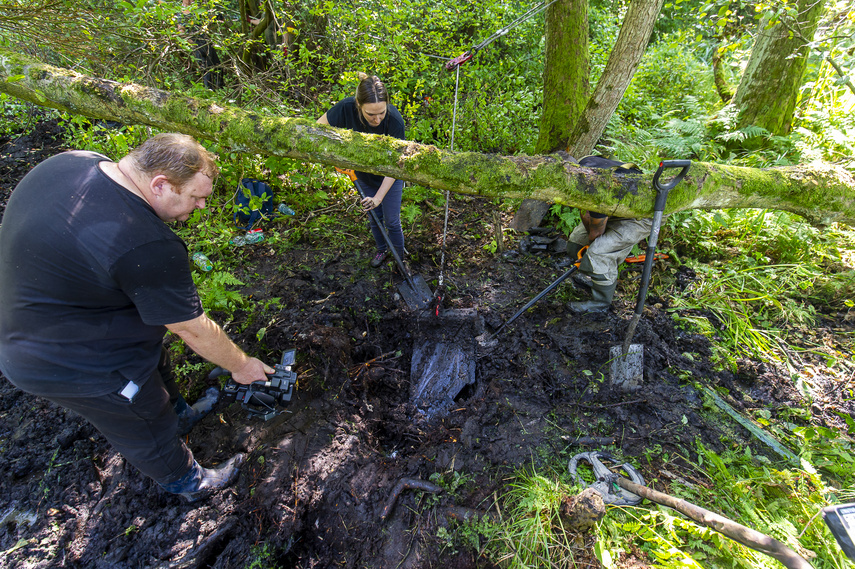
[610,344,643,392]
[397,273,434,311]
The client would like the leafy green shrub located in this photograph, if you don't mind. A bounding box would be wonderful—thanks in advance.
[619,32,720,129]
[59,115,150,160]
[549,204,581,236]
[795,104,855,169]
[0,95,47,138]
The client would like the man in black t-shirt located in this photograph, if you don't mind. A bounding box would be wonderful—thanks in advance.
[0,133,274,502]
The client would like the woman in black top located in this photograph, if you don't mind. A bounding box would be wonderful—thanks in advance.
[318,74,407,267]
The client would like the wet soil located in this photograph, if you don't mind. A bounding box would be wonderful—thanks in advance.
[1,120,853,568]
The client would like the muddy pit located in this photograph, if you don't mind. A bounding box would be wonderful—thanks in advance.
[1,119,853,568]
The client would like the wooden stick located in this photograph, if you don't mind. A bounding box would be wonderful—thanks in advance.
[616,478,813,569]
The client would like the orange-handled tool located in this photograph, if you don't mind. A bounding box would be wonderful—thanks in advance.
[335,167,358,182]
[487,245,589,340]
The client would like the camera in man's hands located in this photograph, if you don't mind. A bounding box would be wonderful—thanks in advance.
[221,349,297,420]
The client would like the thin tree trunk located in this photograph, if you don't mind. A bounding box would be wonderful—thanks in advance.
[712,45,735,103]
[826,56,855,96]
[566,0,664,156]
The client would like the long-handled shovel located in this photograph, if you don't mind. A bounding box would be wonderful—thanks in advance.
[480,245,589,344]
[336,168,434,311]
[610,160,691,390]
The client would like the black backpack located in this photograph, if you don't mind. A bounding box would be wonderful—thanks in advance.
[578,155,642,174]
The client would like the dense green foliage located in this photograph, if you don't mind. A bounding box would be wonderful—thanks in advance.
[1,0,853,567]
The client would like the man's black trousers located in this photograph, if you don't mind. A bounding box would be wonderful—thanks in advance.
[41,348,193,486]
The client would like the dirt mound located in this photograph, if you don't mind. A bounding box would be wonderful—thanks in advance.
[0,120,851,568]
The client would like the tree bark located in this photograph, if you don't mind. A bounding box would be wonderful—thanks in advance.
[731,0,825,135]
[565,0,664,156]
[535,0,589,155]
[1,49,853,226]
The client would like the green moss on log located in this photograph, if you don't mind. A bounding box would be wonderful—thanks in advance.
[1,48,853,226]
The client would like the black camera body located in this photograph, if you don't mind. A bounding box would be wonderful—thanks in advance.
[221,349,297,420]
[823,503,855,561]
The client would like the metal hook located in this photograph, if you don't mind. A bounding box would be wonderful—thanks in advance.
[568,451,645,506]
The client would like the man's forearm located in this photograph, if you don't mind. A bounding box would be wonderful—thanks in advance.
[166,314,251,372]
[581,211,608,242]
[587,215,608,241]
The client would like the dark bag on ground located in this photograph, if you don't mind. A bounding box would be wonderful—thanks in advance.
[234,178,275,230]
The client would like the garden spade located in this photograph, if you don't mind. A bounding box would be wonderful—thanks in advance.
[611,160,691,390]
[336,168,433,311]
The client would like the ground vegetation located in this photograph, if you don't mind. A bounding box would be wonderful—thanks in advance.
[0,0,854,567]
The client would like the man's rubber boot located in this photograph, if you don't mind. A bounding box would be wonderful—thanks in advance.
[572,272,593,290]
[568,280,617,314]
[175,387,220,436]
[162,453,246,503]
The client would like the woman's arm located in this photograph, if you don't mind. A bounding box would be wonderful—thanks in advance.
[362,176,396,210]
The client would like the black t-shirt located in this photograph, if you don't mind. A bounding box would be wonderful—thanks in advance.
[0,151,203,396]
[325,96,406,187]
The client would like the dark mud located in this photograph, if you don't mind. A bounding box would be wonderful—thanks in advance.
[1,120,853,568]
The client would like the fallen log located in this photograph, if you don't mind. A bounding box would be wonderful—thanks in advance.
[1,49,854,225]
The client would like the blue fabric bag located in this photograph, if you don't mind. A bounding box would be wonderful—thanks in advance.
[234,178,275,230]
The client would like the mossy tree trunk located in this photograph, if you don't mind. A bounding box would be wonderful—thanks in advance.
[535,0,589,155]
[516,0,590,231]
[1,49,854,226]
[512,0,664,230]
[731,0,825,135]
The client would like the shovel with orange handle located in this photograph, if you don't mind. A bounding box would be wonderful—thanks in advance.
[336,168,434,311]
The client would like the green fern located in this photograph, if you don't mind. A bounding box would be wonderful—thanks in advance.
[653,117,707,158]
[193,270,247,315]
[716,125,769,143]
